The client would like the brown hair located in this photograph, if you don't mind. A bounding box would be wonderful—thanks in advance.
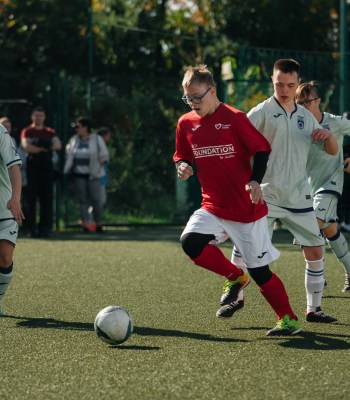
[182,64,215,89]
[295,81,320,104]
[273,59,300,77]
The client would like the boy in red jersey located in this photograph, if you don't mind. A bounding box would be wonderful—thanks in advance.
[174,65,300,336]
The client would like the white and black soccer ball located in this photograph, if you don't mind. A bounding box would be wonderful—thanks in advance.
[94,306,133,345]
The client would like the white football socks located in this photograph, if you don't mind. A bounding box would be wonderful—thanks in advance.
[305,258,324,313]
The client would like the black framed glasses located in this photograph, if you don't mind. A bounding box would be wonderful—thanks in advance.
[182,87,212,105]
[301,97,319,106]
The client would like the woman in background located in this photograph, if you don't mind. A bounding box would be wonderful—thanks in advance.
[64,116,109,233]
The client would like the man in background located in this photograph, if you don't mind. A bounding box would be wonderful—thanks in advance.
[21,107,62,238]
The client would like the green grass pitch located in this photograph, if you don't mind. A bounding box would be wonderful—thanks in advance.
[1,228,350,400]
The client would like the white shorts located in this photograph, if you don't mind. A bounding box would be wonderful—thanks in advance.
[0,219,18,245]
[267,203,323,247]
[181,209,280,268]
[313,193,338,226]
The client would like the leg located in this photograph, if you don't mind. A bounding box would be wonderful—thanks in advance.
[88,178,104,227]
[248,265,301,336]
[0,221,17,315]
[181,232,246,280]
[276,206,337,323]
[180,209,249,294]
[303,246,337,323]
[26,167,39,237]
[74,177,90,228]
[215,246,247,318]
[216,216,282,321]
[38,173,53,236]
[323,223,350,291]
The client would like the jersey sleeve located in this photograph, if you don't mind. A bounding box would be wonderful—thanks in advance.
[247,105,265,132]
[236,112,271,155]
[173,119,193,165]
[0,127,22,168]
[338,116,350,137]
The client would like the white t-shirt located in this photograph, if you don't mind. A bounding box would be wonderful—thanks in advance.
[247,96,323,210]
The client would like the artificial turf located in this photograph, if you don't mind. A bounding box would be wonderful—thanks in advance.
[1,227,349,400]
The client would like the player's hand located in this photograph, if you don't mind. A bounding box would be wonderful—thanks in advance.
[344,157,350,173]
[311,128,332,142]
[7,198,25,224]
[245,181,264,204]
[177,162,193,180]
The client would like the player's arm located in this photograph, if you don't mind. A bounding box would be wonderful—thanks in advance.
[7,164,24,224]
[246,151,270,205]
[311,128,338,155]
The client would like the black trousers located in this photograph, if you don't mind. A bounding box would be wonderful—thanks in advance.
[26,167,54,235]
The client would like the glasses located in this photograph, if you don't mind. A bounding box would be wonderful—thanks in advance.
[182,87,212,105]
[300,97,319,106]
[75,124,82,129]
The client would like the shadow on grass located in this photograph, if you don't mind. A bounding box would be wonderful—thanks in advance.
[109,345,161,350]
[133,326,248,343]
[323,295,350,300]
[261,330,350,350]
[4,315,94,331]
[4,315,247,343]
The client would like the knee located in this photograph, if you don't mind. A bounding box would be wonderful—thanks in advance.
[0,255,13,268]
[180,233,215,259]
[247,265,272,286]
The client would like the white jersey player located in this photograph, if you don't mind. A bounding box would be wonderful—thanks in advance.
[217,59,339,324]
[295,81,350,292]
[0,123,24,316]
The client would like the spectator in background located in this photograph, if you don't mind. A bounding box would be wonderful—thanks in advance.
[86,126,112,229]
[339,111,350,232]
[0,117,29,236]
[63,116,109,233]
[21,107,62,238]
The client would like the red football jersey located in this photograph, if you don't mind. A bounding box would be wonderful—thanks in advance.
[173,103,271,222]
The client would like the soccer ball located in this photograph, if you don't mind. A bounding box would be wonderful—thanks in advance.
[94,306,133,345]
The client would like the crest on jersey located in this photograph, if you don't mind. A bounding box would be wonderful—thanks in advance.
[297,116,304,129]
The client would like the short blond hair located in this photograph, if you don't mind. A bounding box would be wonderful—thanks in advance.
[182,64,215,89]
